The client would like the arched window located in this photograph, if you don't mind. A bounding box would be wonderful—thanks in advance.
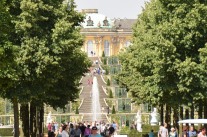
[104,40,110,56]
[87,40,93,57]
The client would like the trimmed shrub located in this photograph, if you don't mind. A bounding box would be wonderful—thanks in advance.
[0,128,14,136]
[107,79,110,86]
[112,105,116,114]
[102,51,105,57]
[109,89,113,98]
[105,68,109,75]
[141,124,159,132]
[75,106,79,114]
[103,58,107,65]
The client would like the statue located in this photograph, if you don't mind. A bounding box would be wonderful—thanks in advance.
[46,111,52,124]
[103,17,109,26]
[150,108,158,126]
[136,110,142,132]
[87,16,94,26]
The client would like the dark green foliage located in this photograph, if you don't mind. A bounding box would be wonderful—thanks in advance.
[117,0,207,122]
[102,51,105,57]
[119,125,159,137]
[0,128,14,136]
[75,106,79,114]
[101,65,109,75]
[0,0,91,136]
[105,68,109,75]
[112,105,116,114]
[107,79,110,86]
[109,89,113,98]
[104,58,107,65]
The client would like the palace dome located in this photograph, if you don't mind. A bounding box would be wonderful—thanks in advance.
[81,9,113,28]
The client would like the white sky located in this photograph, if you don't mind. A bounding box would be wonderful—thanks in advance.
[74,0,150,19]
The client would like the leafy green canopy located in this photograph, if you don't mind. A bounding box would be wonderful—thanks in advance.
[0,0,91,108]
[117,0,207,107]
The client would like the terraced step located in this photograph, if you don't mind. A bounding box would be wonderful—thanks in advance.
[82,114,108,123]
[79,57,109,122]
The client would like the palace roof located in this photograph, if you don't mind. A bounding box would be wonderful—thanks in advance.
[81,9,136,32]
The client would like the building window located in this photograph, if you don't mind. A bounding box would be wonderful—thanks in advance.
[104,40,110,56]
[87,40,93,56]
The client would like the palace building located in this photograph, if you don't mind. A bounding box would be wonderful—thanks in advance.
[80,9,136,57]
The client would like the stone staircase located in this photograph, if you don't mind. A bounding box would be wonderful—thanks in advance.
[79,57,108,122]
[82,114,108,122]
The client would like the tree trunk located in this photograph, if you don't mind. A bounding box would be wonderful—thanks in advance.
[185,109,189,119]
[160,104,164,125]
[30,101,36,137]
[36,107,39,137]
[190,105,194,119]
[20,103,30,137]
[179,106,183,120]
[13,98,19,137]
[173,107,179,130]
[204,99,207,119]
[198,101,203,119]
[165,105,171,124]
[39,106,44,137]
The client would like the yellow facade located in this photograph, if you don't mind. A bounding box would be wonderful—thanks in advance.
[80,9,135,57]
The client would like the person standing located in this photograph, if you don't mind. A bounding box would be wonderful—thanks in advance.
[188,125,197,137]
[169,127,177,137]
[149,129,154,137]
[74,125,82,137]
[89,126,102,137]
[62,124,69,137]
[54,122,59,132]
[108,125,115,137]
[160,123,168,137]
[84,125,91,137]
[48,123,52,137]
[198,127,206,137]
[56,127,62,137]
[69,124,75,137]
[79,123,86,137]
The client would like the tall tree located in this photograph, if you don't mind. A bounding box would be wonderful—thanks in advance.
[0,0,90,136]
[117,0,207,124]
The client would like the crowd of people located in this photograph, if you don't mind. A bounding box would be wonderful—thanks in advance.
[47,121,116,137]
[151,123,207,137]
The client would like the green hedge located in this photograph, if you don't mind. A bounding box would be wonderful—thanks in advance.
[0,128,13,136]
[142,124,159,132]
[119,125,159,137]
[119,127,158,137]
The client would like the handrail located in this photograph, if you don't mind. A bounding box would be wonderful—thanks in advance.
[98,57,103,64]
[78,98,84,109]
[104,98,109,107]
[79,76,83,83]
[79,86,84,95]
[102,86,108,95]
[105,113,110,123]
[101,75,107,84]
